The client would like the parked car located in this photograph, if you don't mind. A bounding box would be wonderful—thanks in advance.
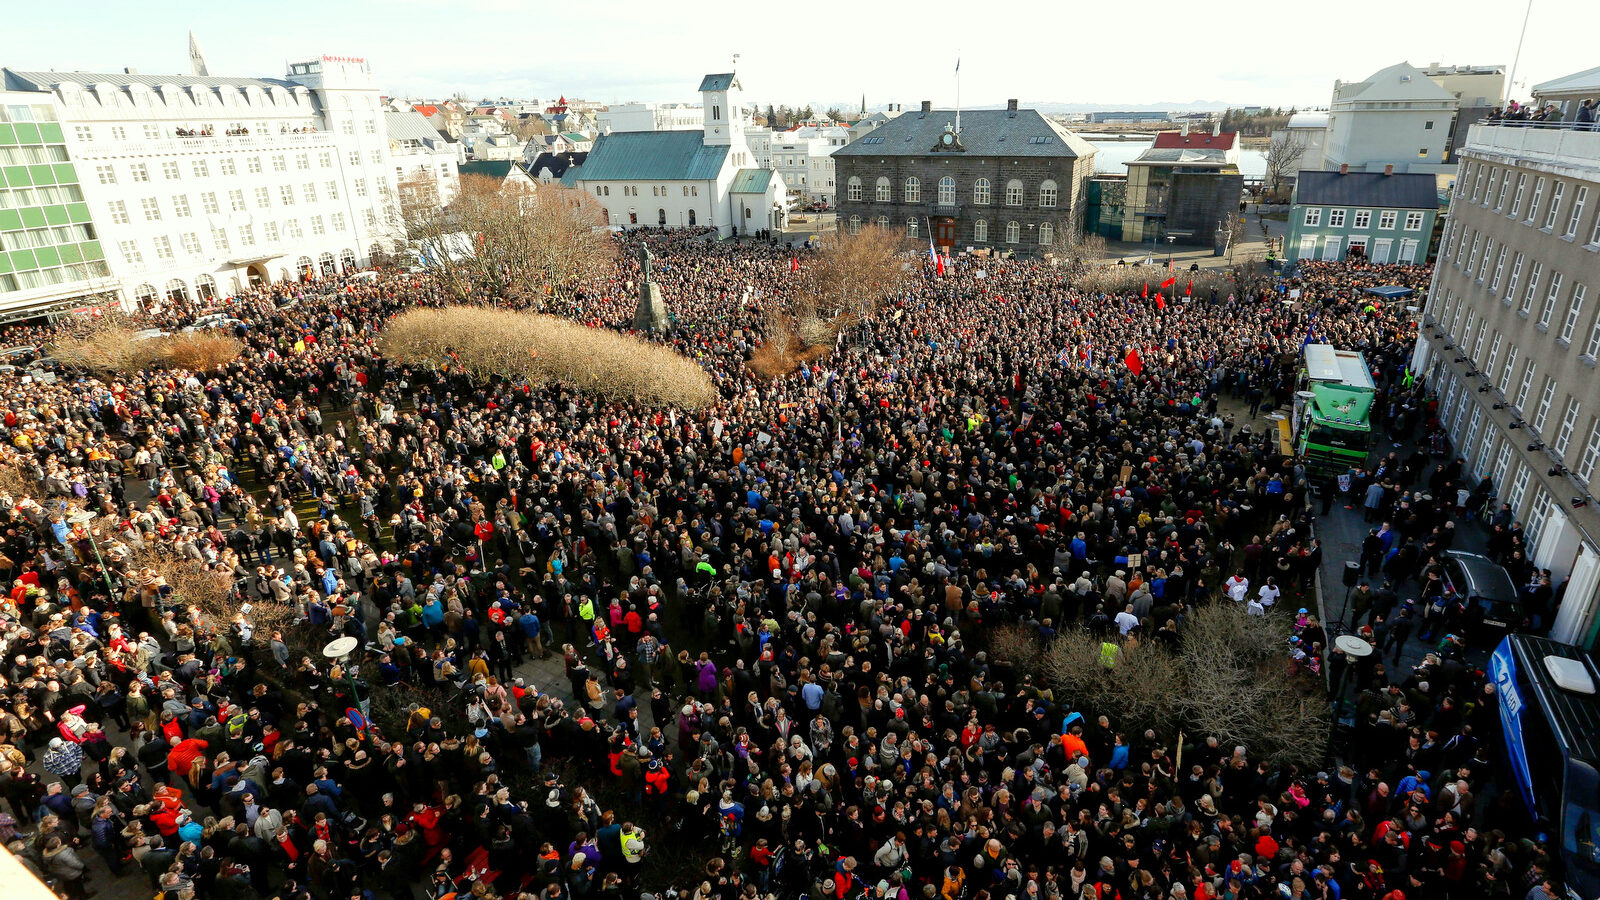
[0,344,39,363]
[130,328,171,342]
[1441,550,1524,645]
[807,200,830,212]
[182,313,244,333]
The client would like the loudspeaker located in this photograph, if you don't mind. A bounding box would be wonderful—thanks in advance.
[1343,561,1361,588]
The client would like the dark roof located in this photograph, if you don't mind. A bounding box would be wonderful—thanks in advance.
[572,131,728,182]
[1295,170,1439,209]
[459,160,517,180]
[527,151,588,178]
[834,108,1096,159]
[698,73,738,92]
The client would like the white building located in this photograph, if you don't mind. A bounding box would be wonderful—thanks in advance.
[386,110,460,206]
[848,107,904,142]
[1268,111,1330,179]
[3,55,400,309]
[1325,62,1460,175]
[569,73,787,235]
[596,102,703,134]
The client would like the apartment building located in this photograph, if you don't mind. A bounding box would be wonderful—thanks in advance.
[1413,116,1600,647]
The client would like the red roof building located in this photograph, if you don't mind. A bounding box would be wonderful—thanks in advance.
[1152,130,1238,151]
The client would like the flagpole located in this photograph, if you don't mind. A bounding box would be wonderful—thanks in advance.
[955,53,961,136]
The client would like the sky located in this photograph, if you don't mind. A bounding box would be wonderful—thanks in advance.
[1,0,1590,111]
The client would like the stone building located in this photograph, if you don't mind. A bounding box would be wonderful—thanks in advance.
[831,100,1095,254]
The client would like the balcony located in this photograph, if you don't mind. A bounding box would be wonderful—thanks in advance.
[74,131,338,158]
[926,202,963,217]
[1465,123,1600,171]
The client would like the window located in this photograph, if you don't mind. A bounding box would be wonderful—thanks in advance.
[110,126,125,141]
[229,189,246,212]
[1491,247,1508,292]
[247,156,262,174]
[1527,177,1545,223]
[1486,332,1503,373]
[1477,238,1495,281]
[175,232,199,255]
[161,161,180,180]
[1522,261,1543,313]
[319,151,332,168]
[1505,252,1524,302]
[281,185,296,205]
[1485,169,1500,206]
[1379,210,1397,229]
[1352,210,1370,229]
[95,165,116,185]
[211,226,229,252]
[876,216,889,229]
[1545,182,1565,230]
[1587,304,1600,359]
[906,217,918,238]
[303,183,317,204]
[73,125,92,141]
[974,178,991,205]
[1404,211,1423,231]
[1005,220,1020,244]
[347,151,360,167]
[846,176,861,202]
[847,215,861,235]
[263,221,279,243]
[1418,148,1429,158]
[255,187,270,208]
[191,159,209,179]
[107,200,129,225]
[1580,420,1600,484]
[140,197,161,221]
[1568,186,1588,239]
[272,155,286,173]
[1499,346,1519,393]
[151,235,173,260]
[1563,284,1588,343]
[874,177,891,202]
[1516,361,1536,410]
[1303,208,1322,227]
[1005,180,1023,207]
[197,192,217,215]
[1328,209,1346,228]
[118,240,142,265]
[296,153,310,171]
[1541,272,1564,329]
[938,176,955,205]
[1510,173,1527,217]
[1039,180,1057,208]
[130,163,149,182]
[904,177,920,203]
[1462,231,1478,268]
[219,158,235,177]
[1038,222,1054,245]
[1556,398,1583,456]
[172,195,190,218]
[1496,172,1511,211]
[1534,377,1557,432]
[311,216,326,236]
[973,219,988,242]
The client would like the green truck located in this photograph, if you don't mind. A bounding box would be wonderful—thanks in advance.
[1296,344,1376,478]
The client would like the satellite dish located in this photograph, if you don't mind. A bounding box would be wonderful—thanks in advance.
[322,636,359,659]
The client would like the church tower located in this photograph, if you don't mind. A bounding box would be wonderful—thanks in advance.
[699,72,743,147]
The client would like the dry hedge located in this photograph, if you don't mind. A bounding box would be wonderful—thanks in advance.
[51,327,241,374]
[379,306,718,409]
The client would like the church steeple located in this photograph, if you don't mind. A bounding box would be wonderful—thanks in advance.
[699,72,742,147]
[860,93,866,116]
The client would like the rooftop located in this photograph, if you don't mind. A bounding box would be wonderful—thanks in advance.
[4,68,298,94]
[572,130,728,182]
[1294,170,1440,209]
[1463,122,1600,173]
[1127,147,1233,167]
[835,107,1096,159]
[1152,130,1237,151]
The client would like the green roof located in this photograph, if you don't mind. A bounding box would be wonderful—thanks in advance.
[698,73,738,92]
[1307,382,1373,430]
[459,160,517,179]
[561,132,588,142]
[728,168,772,194]
[573,131,728,182]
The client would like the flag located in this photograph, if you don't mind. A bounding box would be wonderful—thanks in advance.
[1160,276,1177,290]
[929,238,943,275]
[790,255,799,273]
[1124,348,1144,376]
[1155,293,1165,311]
[1058,348,1072,366]
[1301,312,1319,348]
[1140,283,1148,299]
[1185,280,1192,296]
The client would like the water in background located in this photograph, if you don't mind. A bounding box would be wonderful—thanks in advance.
[1088,138,1267,179]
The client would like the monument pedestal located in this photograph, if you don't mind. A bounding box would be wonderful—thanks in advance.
[634,282,669,333]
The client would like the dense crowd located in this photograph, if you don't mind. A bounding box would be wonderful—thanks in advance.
[0,235,1568,900]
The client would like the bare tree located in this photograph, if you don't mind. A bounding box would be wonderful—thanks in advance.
[1263,133,1307,199]
[515,116,554,142]
[796,223,911,324]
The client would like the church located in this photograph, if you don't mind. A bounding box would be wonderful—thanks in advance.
[566,73,787,236]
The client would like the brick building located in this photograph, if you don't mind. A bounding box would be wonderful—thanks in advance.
[832,100,1095,254]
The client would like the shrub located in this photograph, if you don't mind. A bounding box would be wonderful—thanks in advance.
[154,333,243,371]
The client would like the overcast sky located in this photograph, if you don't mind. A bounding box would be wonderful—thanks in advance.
[2,0,1589,110]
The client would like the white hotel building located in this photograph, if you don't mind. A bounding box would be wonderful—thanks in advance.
[3,55,399,310]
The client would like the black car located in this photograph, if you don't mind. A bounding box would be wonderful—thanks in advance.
[1442,550,1523,645]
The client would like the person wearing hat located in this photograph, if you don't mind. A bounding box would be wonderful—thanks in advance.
[42,737,84,789]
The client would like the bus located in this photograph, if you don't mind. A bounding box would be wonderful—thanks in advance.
[1296,344,1376,478]
[1491,634,1600,898]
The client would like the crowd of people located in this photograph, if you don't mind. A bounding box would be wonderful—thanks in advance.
[1484,98,1595,129]
[0,234,1569,900]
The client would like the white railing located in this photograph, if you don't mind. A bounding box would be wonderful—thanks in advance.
[1466,124,1600,169]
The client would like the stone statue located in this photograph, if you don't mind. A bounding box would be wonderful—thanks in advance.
[636,244,653,282]
[633,243,668,333]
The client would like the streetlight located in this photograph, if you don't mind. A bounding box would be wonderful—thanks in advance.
[322,635,368,719]
[67,509,115,598]
[1332,633,1373,722]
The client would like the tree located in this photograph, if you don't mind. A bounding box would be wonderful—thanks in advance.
[825,107,844,123]
[764,104,777,127]
[515,116,553,142]
[1263,132,1308,198]
[796,222,911,324]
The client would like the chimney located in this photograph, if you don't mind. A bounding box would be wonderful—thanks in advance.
[920,100,931,116]
[1006,99,1018,117]
[124,66,139,75]
[1339,163,1349,175]
[1384,164,1394,176]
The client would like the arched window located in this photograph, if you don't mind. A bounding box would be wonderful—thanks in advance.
[600,207,610,225]
[688,209,696,226]
[1038,222,1054,245]
[1005,221,1021,244]
[847,176,862,202]
[875,177,891,202]
[973,219,988,243]
[134,283,157,308]
[1005,179,1023,206]
[907,217,921,238]
[657,208,666,226]
[195,273,217,301]
[1039,179,1058,208]
[318,251,336,275]
[368,243,383,265]
[165,278,189,303]
[937,176,955,205]
[877,215,889,229]
[848,215,861,235]
[973,178,991,206]
[339,248,357,272]
[295,255,313,279]
[904,177,920,203]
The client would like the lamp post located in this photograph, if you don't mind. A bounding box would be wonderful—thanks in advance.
[322,635,367,719]
[1332,633,1374,722]
[67,510,115,599]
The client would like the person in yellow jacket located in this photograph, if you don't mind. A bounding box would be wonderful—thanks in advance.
[620,822,646,869]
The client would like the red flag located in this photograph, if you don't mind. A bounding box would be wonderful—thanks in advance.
[936,254,945,276]
[1155,294,1165,311]
[1141,283,1148,299]
[790,256,800,272]
[1185,281,1193,296]
[1124,348,1144,376]
[1160,276,1177,290]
